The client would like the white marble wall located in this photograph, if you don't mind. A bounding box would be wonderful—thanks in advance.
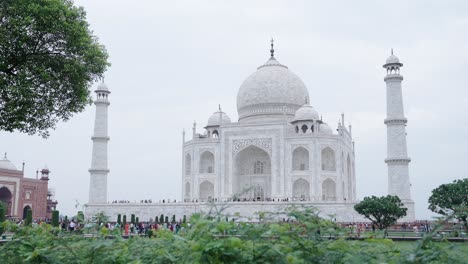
[85,201,366,223]
[182,121,356,204]
[89,96,110,204]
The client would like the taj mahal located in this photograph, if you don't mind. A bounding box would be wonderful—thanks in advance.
[85,42,415,222]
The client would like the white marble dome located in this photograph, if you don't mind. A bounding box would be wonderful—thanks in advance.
[96,82,109,92]
[292,103,319,122]
[206,110,231,127]
[0,155,17,171]
[320,123,333,135]
[237,57,309,121]
[385,54,400,65]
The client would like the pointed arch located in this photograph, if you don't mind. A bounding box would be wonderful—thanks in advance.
[293,179,310,200]
[322,178,336,201]
[234,145,271,199]
[23,205,31,219]
[0,186,13,216]
[185,153,191,175]
[292,147,309,171]
[199,181,214,202]
[347,154,352,200]
[321,147,336,171]
[185,182,191,198]
[199,151,214,173]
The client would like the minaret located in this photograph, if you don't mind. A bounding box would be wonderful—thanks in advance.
[88,82,110,204]
[383,50,415,221]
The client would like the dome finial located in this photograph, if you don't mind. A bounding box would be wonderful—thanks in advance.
[270,38,274,58]
[218,104,221,111]
[3,152,6,159]
[391,48,393,56]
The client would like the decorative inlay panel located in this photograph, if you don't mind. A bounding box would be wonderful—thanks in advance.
[232,138,272,155]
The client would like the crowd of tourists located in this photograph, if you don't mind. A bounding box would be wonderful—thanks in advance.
[109,197,314,204]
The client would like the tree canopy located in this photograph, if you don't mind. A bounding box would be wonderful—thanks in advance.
[0,0,109,137]
[428,178,468,230]
[354,195,407,230]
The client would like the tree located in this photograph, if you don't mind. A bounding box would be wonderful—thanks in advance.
[77,211,84,224]
[51,210,59,227]
[160,214,164,224]
[0,0,109,137]
[131,214,135,224]
[117,214,121,225]
[354,195,407,231]
[25,208,33,226]
[155,216,158,224]
[428,178,468,230]
[122,215,127,227]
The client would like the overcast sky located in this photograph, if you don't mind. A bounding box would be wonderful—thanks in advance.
[1,0,467,219]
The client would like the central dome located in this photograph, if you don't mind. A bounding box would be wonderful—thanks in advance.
[237,56,309,122]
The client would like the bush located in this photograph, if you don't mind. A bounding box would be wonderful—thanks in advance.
[24,209,32,226]
[0,207,465,263]
[0,202,5,235]
[117,214,121,225]
[51,210,59,227]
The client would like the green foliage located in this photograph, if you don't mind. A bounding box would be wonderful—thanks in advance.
[94,211,109,226]
[77,211,84,224]
[51,210,59,227]
[0,202,5,235]
[428,178,468,230]
[183,215,186,224]
[0,0,109,137]
[160,214,164,224]
[155,216,158,224]
[131,214,135,224]
[0,207,466,263]
[354,195,407,231]
[117,214,121,225]
[24,208,32,226]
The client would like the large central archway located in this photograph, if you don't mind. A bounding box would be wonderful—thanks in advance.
[234,145,271,200]
[0,187,13,216]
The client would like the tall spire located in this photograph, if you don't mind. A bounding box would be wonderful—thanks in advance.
[383,52,414,221]
[88,81,111,204]
[391,48,394,55]
[270,38,275,58]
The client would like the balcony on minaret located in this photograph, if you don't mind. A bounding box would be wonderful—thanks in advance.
[383,49,404,81]
[94,82,111,105]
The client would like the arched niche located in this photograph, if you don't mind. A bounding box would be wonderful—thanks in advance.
[0,186,13,216]
[321,147,336,171]
[234,145,271,200]
[199,151,214,173]
[185,153,191,175]
[199,181,214,202]
[293,178,310,200]
[322,178,336,201]
[292,147,309,171]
